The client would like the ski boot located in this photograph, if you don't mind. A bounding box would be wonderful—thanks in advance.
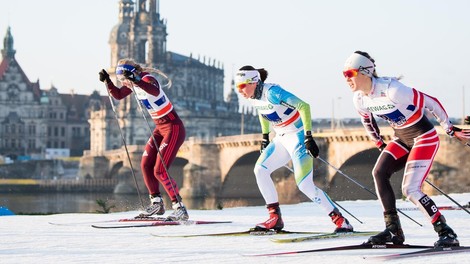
[166,201,189,221]
[329,209,354,233]
[433,215,459,247]
[254,204,284,231]
[367,210,405,245]
[145,194,165,216]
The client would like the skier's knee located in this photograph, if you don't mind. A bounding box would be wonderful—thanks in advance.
[402,186,422,202]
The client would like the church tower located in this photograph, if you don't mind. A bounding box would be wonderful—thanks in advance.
[110,0,167,68]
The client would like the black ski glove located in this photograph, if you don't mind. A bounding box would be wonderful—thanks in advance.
[123,70,141,83]
[378,143,387,152]
[260,133,270,153]
[446,125,462,137]
[376,138,387,152]
[99,69,111,83]
[304,131,319,158]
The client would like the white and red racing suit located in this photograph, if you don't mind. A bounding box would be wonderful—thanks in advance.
[353,77,452,223]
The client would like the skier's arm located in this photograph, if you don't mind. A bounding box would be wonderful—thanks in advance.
[258,114,271,153]
[99,69,132,99]
[354,94,385,149]
[134,75,161,97]
[259,114,270,134]
[106,81,132,99]
[421,91,452,132]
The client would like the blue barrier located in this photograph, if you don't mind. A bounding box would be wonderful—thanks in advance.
[0,206,14,216]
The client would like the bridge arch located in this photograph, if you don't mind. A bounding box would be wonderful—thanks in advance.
[218,151,260,199]
[108,161,123,179]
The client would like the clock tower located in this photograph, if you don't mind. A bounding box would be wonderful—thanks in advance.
[109,0,167,71]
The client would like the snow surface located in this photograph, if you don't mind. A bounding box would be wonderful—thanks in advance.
[1,193,469,264]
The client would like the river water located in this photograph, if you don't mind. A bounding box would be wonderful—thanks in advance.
[0,193,266,215]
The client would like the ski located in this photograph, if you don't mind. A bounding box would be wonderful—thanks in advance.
[244,243,432,257]
[151,229,323,238]
[397,205,469,211]
[49,216,168,226]
[270,231,379,243]
[91,220,232,229]
[368,246,470,260]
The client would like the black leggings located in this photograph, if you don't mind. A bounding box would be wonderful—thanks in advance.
[372,151,407,213]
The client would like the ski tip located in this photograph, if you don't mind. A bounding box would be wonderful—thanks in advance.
[365,246,470,260]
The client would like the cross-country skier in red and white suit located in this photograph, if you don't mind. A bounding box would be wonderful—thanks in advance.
[99,58,188,221]
[343,51,468,248]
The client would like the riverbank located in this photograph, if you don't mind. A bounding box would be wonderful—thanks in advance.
[0,178,118,192]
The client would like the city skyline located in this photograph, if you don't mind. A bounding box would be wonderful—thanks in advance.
[1,0,469,119]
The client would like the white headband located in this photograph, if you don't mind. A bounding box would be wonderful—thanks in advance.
[344,53,375,77]
[235,70,260,85]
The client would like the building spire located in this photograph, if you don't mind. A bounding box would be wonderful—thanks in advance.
[1,26,16,59]
[149,0,160,15]
[118,0,134,22]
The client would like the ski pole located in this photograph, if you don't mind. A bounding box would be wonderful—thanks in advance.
[104,84,145,209]
[424,179,470,215]
[283,165,363,224]
[317,156,423,227]
[129,85,183,208]
[332,200,363,224]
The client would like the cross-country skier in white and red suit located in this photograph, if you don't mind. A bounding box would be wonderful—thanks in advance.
[343,51,469,247]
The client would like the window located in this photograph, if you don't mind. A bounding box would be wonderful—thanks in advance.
[72,127,80,137]
[30,125,36,135]
[28,139,35,149]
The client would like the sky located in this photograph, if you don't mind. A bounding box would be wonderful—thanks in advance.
[1,0,470,119]
[1,193,469,263]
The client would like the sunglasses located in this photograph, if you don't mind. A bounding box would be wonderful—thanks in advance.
[343,69,359,78]
[236,82,251,90]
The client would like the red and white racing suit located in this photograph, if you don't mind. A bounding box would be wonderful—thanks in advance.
[107,72,185,202]
[353,77,452,223]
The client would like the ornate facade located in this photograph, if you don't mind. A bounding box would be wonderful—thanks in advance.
[0,27,106,159]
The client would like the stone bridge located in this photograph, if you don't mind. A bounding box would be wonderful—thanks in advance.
[79,126,470,206]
